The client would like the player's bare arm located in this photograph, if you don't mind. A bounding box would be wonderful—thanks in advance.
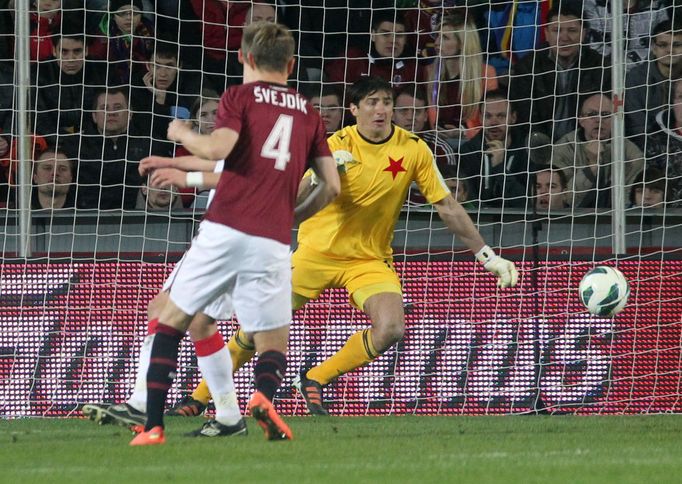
[150,168,221,190]
[167,120,239,161]
[139,155,218,177]
[294,155,340,224]
[434,194,519,288]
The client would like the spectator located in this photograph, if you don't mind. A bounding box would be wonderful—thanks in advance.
[174,88,220,208]
[533,164,571,212]
[76,86,148,209]
[130,42,193,146]
[421,11,498,147]
[457,89,530,208]
[176,1,264,91]
[645,78,682,205]
[585,0,670,68]
[552,93,645,209]
[32,146,76,209]
[477,0,553,76]
[135,182,182,210]
[33,33,105,138]
[1,135,48,208]
[8,0,62,61]
[88,0,154,86]
[625,18,682,150]
[325,10,418,88]
[508,4,611,142]
[440,163,475,210]
[309,84,344,134]
[392,84,457,169]
[628,167,668,208]
[402,0,460,58]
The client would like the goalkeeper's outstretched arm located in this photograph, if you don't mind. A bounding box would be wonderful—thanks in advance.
[434,194,519,288]
[294,155,340,224]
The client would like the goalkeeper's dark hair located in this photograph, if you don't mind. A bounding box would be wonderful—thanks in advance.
[241,21,294,73]
[347,76,393,107]
[53,32,86,48]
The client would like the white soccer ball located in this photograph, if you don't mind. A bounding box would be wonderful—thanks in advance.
[579,266,630,317]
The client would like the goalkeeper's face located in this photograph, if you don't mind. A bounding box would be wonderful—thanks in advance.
[350,90,394,141]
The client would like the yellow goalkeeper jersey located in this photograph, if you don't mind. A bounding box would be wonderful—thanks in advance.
[297,124,450,260]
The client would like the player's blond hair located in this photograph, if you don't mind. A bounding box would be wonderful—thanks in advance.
[241,21,295,73]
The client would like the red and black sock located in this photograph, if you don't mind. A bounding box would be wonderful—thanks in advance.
[254,350,287,402]
[145,323,184,431]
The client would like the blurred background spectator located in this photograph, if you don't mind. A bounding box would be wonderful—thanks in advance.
[421,9,498,148]
[31,145,76,209]
[628,166,668,208]
[552,93,644,209]
[625,17,682,150]
[585,0,670,68]
[88,0,154,86]
[75,86,148,209]
[135,182,182,210]
[130,41,194,149]
[457,88,529,208]
[308,84,345,134]
[33,33,104,138]
[508,3,611,142]
[533,164,571,212]
[392,83,457,169]
[325,9,418,89]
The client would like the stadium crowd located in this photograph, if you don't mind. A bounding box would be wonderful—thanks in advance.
[0,0,681,213]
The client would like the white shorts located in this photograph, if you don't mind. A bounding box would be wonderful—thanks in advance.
[167,220,292,332]
[163,254,233,321]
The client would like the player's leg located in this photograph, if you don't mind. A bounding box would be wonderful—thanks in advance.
[185,313,247,437]
[181,326,255,410]
[131,220,239,445]
[177,282,310,415]
[234,235,294,440]
[296,259,403,415]
[248,325,293,440]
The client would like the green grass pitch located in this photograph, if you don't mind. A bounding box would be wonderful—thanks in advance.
[1,415,681,483]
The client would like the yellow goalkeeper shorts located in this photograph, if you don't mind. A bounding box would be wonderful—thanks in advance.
[292,244,402,311]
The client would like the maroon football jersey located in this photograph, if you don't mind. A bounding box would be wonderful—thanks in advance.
[204,81,331,244]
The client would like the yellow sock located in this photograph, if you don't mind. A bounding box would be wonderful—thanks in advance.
[191,328,256,404]
[307,329,379,385]
[227,327,257,371]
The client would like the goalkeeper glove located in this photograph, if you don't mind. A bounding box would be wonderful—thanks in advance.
[310,150,352,185]
[475,245,519,288]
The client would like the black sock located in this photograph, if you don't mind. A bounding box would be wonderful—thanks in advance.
[145,323,184,431]
[254,350,287,401]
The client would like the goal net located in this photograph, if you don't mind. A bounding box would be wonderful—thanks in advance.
[0,1,681,418]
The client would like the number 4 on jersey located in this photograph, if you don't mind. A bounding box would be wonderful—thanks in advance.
[261,114,293,171]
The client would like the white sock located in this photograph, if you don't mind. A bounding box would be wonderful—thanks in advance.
[126,333,154,412]
[197,346,241,426]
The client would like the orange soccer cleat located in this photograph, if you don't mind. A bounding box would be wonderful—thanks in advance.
[129,426,166,446]
[248,391,293,441]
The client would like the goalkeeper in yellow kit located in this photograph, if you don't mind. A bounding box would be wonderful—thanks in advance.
[169,76,518,416]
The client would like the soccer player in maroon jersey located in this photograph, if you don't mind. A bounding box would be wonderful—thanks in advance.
[129,21,340,445]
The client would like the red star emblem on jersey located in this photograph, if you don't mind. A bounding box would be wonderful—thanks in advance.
[383,156,407,179]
